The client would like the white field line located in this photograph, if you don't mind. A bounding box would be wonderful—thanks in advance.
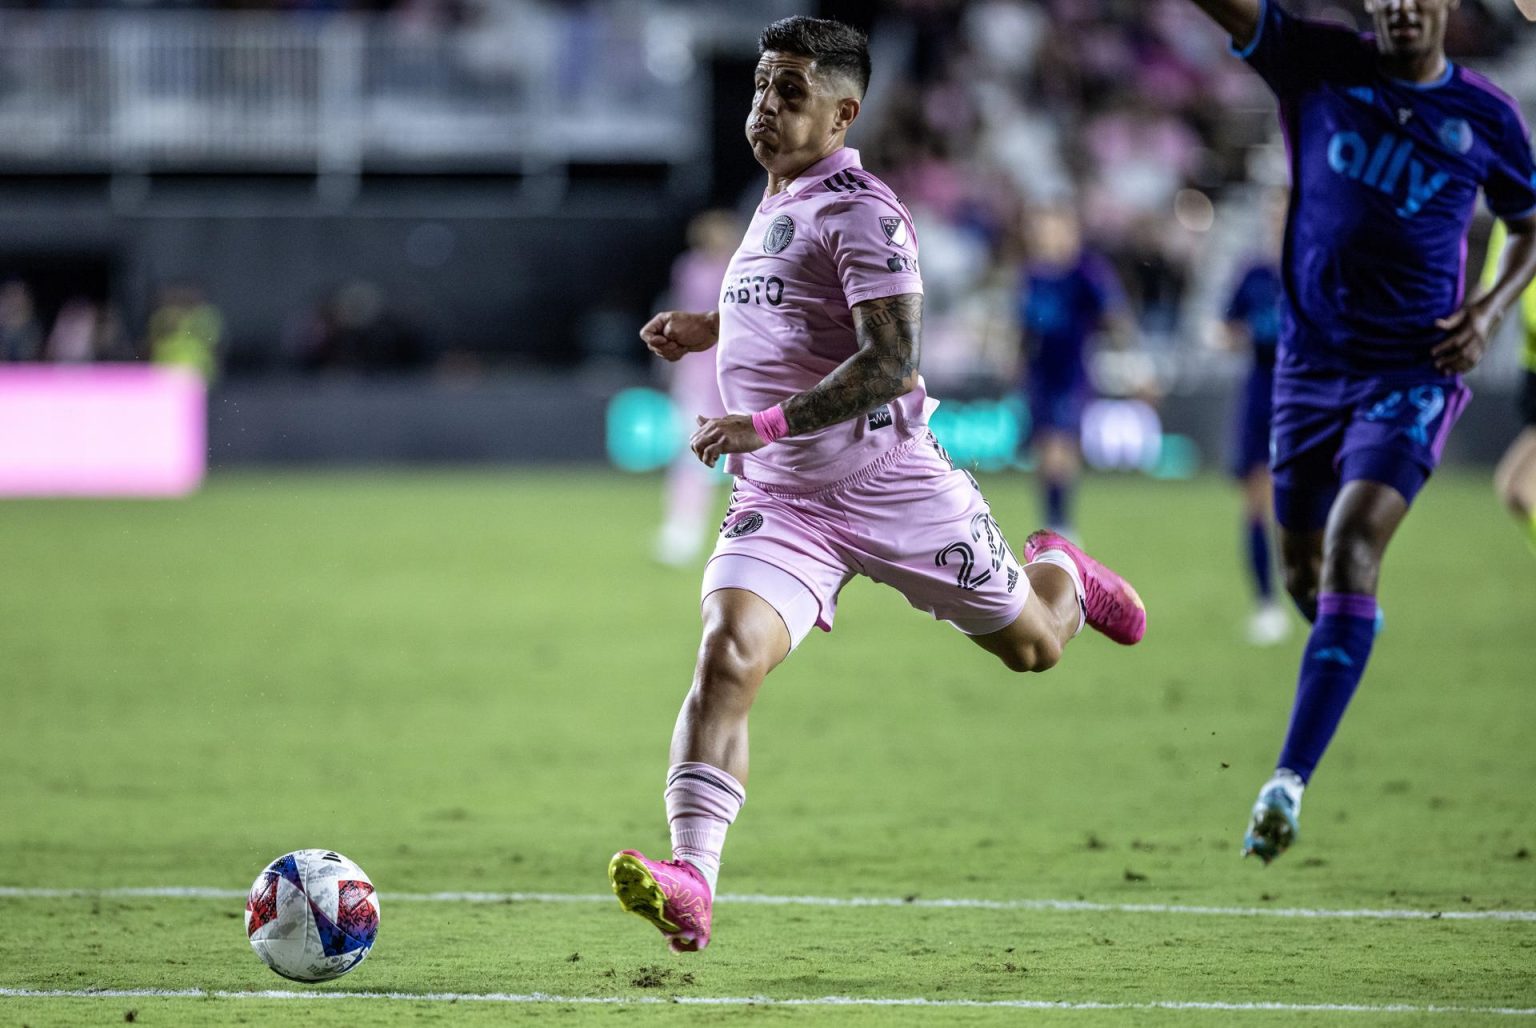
[2,885,1535,922]
[0,988,1533,1016]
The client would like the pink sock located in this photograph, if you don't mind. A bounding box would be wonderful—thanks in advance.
[665,762,745,896]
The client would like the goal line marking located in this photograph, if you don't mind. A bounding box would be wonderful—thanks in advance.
[2,886,1533,922]
[1,988,1533,1016]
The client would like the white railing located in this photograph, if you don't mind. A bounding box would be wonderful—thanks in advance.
[0,8,704,172]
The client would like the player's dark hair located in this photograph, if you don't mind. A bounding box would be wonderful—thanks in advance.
[758,16,870,98]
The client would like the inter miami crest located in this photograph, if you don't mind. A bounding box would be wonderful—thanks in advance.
[763,215,795,255]
[723,512,764,539]
[880,217,908,247]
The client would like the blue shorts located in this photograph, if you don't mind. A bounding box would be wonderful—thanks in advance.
[1230,362,1274,478]
[1270,362,1470,532]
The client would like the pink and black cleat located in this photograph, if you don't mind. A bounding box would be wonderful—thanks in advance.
[608,850,713,952]
[1025,530,1146,645]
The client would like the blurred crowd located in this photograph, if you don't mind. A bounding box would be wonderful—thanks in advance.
[852,0,1528,390]
[0,278,221,374]
[0,0,1530,384]
[0,275,436,378]
[0,0,467,16]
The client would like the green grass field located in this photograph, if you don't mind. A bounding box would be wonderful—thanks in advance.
[1,468,1533,1026]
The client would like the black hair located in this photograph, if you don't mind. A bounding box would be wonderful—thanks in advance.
[758,16,870,98]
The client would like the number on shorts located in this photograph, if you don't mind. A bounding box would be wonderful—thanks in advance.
[936,541,992,591]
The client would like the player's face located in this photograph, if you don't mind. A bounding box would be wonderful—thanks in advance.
[747,53,858,177]
[1365,0,1458,58]
[1026,207,1081,264]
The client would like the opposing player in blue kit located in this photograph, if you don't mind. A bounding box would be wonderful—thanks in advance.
[1222,191,1289,646]
[1016,204,1132,539]
[1188,0,1536,862]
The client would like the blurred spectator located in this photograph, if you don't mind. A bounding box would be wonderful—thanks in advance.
[148,282,223,380]
[46,296,98,363]
[94,303,134,362]
[0,279,42,362]
[290,279,426,373]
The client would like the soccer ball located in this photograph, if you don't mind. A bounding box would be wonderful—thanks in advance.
[245,849,380,983]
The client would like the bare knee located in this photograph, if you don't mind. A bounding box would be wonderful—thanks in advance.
[997,633,1062,674]
[691,620,775,710]
[1321,532,1382,595]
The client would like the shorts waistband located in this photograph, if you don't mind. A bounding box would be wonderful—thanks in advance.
[741,431,929,499]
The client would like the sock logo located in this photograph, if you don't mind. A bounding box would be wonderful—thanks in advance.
[1312,646,1356,667]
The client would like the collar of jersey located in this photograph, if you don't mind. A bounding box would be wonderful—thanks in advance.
[768,147,862,204]
[1382,60,1455,91]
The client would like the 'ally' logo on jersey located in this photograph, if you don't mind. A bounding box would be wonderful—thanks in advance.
[1326,130,1449,218]
[763,215,795,255]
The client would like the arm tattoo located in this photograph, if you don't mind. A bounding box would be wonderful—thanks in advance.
[781,293,922,436]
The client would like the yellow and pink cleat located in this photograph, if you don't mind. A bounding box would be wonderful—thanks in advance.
[1024,530,1146,645]
[608,849,713,952]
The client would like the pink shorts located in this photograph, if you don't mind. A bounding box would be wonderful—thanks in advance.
[701,433,1029,649]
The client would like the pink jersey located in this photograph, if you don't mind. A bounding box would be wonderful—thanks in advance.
[716,147,927,489]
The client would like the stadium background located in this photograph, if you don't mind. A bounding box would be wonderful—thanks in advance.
[1,0,1532,479]
[4,4,1536,1022]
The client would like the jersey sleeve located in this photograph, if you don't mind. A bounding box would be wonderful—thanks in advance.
[818,193,924,308]
[1234,0,1366,99]
[1484,107,1536,222]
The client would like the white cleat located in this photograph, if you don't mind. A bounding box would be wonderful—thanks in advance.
[1246,602,1291,647]
[1243,769,1305,864]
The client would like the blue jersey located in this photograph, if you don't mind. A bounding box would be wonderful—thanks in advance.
[1226,262,1284,369]
[1019,251,1121,382]
[1238,0,1536,372]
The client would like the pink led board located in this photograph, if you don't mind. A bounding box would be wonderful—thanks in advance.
[0,366,206,497]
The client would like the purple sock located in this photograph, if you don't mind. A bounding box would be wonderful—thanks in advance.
[1045,481,1070,529]
[1246,518,1274,601]
[1276,592,1378,782]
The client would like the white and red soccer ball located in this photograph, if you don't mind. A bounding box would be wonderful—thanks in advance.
[245,849,380,982]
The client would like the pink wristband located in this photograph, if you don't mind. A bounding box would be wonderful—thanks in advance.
[750,405,789,445]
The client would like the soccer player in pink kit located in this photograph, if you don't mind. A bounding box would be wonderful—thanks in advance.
[608,16,1147,953]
